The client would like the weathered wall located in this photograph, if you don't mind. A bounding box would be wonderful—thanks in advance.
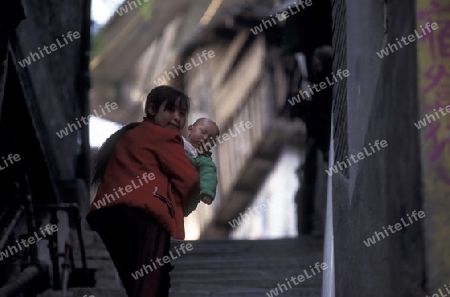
[332,0,426,296]
[11,0,89,182]
[416,0,450,292]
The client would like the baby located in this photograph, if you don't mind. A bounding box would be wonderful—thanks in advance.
[182,118,220,216]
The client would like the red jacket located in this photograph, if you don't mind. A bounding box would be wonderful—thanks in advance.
[89,119,200,239]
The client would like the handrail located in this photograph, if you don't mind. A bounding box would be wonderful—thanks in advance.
[0,263,48,297]
[24,195,37,262]
[0,197,91,294]
[0,201,93,293]
[35,203,88,275]
[0,205,24,253]
[0,193,50,297]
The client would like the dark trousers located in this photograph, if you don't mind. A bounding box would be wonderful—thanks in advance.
[87,205,173,297]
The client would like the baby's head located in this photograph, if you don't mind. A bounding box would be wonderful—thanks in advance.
[187,118,220,150]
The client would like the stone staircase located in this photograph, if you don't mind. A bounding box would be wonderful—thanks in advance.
[38,229,324,297]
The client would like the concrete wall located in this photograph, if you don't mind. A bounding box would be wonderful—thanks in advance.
[332,0,426,296]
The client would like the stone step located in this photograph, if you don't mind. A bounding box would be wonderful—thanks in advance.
[38,286,321,297]
[170,281,322,290]
[37,288,126,297]
[39,235,324,297]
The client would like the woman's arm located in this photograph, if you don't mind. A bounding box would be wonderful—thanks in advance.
[156,134,200,206]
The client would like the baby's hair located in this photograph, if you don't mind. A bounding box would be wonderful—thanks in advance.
[192,118,220,137]
[144,86,190,119]
[92,86,190,186]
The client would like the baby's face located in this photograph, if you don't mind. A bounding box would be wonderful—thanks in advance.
[187,121,219,148]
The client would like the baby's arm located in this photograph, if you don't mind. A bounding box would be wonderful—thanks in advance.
[196,156,218,204]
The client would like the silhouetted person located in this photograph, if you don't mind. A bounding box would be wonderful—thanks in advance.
[287,45,333,235]
[307,45,333,161]
[288,45,333,162]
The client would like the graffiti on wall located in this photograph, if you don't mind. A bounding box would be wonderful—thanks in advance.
[418,0,450,183]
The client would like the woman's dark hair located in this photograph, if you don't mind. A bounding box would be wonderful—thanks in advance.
[144,85,190,119]
[92,86,190,186]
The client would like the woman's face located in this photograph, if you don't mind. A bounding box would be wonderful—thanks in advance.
[149,99,187,131]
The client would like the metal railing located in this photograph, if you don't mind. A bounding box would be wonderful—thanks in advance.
[0,195,94,297]
[0,194,47,297]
